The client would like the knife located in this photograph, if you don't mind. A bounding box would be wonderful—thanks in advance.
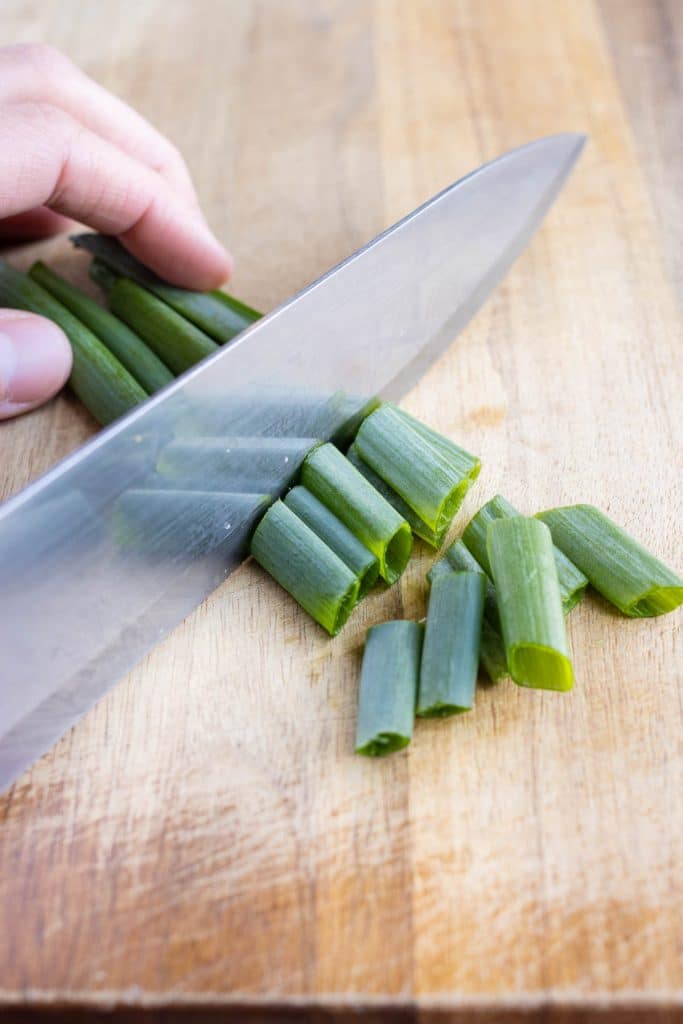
[0,134,585,792]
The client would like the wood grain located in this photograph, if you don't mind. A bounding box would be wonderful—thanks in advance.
[1,0,682,1020]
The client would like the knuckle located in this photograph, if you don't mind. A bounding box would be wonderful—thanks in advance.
[26,42,67,74]
[6,42,69,82]
[14,99,73,137]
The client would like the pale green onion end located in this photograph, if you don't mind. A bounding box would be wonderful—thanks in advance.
[509,644,574,692]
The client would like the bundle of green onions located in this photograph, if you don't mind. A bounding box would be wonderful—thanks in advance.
[0,235,261,426]
[356,500,682,756]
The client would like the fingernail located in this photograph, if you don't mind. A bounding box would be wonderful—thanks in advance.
[0,312,72,418]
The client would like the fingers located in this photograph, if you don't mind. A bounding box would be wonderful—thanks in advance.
[0,309,72,419]
[0,207,74,242]
[0,44,199,209]
[0,102,232,289]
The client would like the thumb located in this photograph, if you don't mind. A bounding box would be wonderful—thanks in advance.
[0,310,72,420]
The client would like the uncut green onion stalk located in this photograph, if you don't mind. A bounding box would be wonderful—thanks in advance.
[354,403,481,542]
[463,494,588,613]
[105,277,219,375]
[537,505,683,617]
[428,540,508,683]
[0,259,146,425]
[301,443,413,584]
[29,261,174,394]
[72,232,261,343]
[417,570,485,717]
[89,258,121,296]
[487,517,573,692]
[346,443,440,547]
[284,486,379,598]
[250,499,360,636]
[355,620,423,756]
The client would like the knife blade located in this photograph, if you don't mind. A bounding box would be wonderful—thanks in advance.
[0,133,585,791]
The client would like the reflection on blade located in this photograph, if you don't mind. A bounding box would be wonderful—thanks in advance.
[113,490,270,560]
[155,436,318,494]
[0,135,585,790]
[175,389,376,443]
[0,389,367,788]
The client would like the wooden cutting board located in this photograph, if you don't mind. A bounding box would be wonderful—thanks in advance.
[1,1,682,1020]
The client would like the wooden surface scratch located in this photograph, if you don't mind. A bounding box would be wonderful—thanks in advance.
[0,0,681,1019]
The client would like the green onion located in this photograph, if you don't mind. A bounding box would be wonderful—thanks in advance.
[537,505,683,617]
[0,259,146,425]
[479,620,510,685]
[346,443,440,547]
[417,570,485,717]
[300,443,413,584]
[29,261,174,394]
[392,406,482,471]
[250,499,360,636]
[89,258,123,296]
[114,489,268,557]
[425,557,456,585]
[107,278,218,375]
[72,233,261,342]
[463,494,588,613]
[284,486,379,598]
[487,517,573,692]
[354,403,480,540]
[355,620,422,756]
[430,539,499,627]
[428,539,508,683]
[156,436,316,493]
[175,391,372,445]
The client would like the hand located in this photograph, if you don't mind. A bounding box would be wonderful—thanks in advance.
[0,43,232,419]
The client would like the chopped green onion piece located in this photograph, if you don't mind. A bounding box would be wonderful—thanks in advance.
[251,499,360,636]
[156,436,316,493]
[29,261,174,394]
[73,233,261,342]
[354,403,480,537]
[417,570,485,717]
[428,539,508,683]
[392,406,482,470]
[301,443,412,584]
[425,557,455,585]
[107,278,218,374]
[114,489,267,558]
[537,505,683,617]
[487,517,573,692]
[463,494,588,613]
[435,538,500,629]
[355,620,422,756]
[346,442,440,547]
[0,259,146,425]
[479,620,510,685]
[284,486,379,598]
[175,391,371,445]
